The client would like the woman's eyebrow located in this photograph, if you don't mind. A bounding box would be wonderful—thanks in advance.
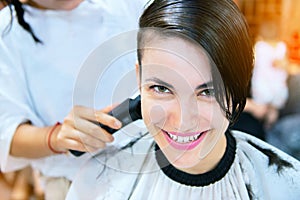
[145,78,213,91]
[195,81,213,90]
[145,77,174,89]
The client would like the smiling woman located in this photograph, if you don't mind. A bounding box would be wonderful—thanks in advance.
[138,37,229,173]
[66,0,300,199]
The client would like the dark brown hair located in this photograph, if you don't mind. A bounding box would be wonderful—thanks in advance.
[137,0,254,124]
[2,0,41,43]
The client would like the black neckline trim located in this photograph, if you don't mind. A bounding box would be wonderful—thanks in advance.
[155,130,236,187]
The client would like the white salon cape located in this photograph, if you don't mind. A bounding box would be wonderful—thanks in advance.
[66,130,300,200]
[0,0,149,181]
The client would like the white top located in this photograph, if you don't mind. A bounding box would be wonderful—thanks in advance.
[251,41,289,108]
[0,0,148,180]
[66,130,300,200]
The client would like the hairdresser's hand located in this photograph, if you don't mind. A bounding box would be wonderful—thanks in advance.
[50,105,122,153]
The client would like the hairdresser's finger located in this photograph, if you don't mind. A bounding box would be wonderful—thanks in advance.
[94,110,122,129]
[54,120,107,151]
[70,129,107,150]
[62,109,117,142]
[72,104,118,121]
[100,103,119,113]
[71,105,122,129]
[71,105,99,122]
[71,117,115,143]
[63,137,105,153]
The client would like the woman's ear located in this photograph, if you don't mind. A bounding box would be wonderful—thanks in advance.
[135,62,141,91]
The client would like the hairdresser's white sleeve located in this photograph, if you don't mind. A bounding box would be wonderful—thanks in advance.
[0,36,44,172]
[0,0,150,178]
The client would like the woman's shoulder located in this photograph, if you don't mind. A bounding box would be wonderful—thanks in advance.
[230,130,300,198]
[232,130,299,167]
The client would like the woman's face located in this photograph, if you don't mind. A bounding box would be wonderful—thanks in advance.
[29,0,83,10]
[138,37,229,174]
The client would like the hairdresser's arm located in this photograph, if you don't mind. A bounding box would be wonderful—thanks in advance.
[10,105,122,158]
[11,124,54,158]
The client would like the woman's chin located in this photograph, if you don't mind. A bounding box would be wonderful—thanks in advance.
[162,147,203,171]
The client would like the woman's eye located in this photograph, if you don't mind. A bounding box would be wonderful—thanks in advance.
[150,85,171,94]
[199,88,215,97]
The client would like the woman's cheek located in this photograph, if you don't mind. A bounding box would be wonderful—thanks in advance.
[209,103,229,130]
[142,97,171,131]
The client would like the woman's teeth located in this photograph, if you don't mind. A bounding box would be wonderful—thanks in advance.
[166,132,202,144]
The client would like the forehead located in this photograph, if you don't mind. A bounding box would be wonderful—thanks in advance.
[141,36,212,82]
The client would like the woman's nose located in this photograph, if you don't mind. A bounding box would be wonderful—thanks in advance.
[174,98,200,132]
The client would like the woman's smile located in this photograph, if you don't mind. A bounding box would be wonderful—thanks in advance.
[162,129,209,150]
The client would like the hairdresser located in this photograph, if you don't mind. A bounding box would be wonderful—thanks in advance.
[0,0,148,199]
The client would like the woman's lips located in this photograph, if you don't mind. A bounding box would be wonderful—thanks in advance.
[162,129,209,150]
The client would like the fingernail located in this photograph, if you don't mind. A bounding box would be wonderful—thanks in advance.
[114,121,122,129]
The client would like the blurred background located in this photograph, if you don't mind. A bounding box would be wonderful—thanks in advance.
[233,0,300,157]
[235,0,300,73]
